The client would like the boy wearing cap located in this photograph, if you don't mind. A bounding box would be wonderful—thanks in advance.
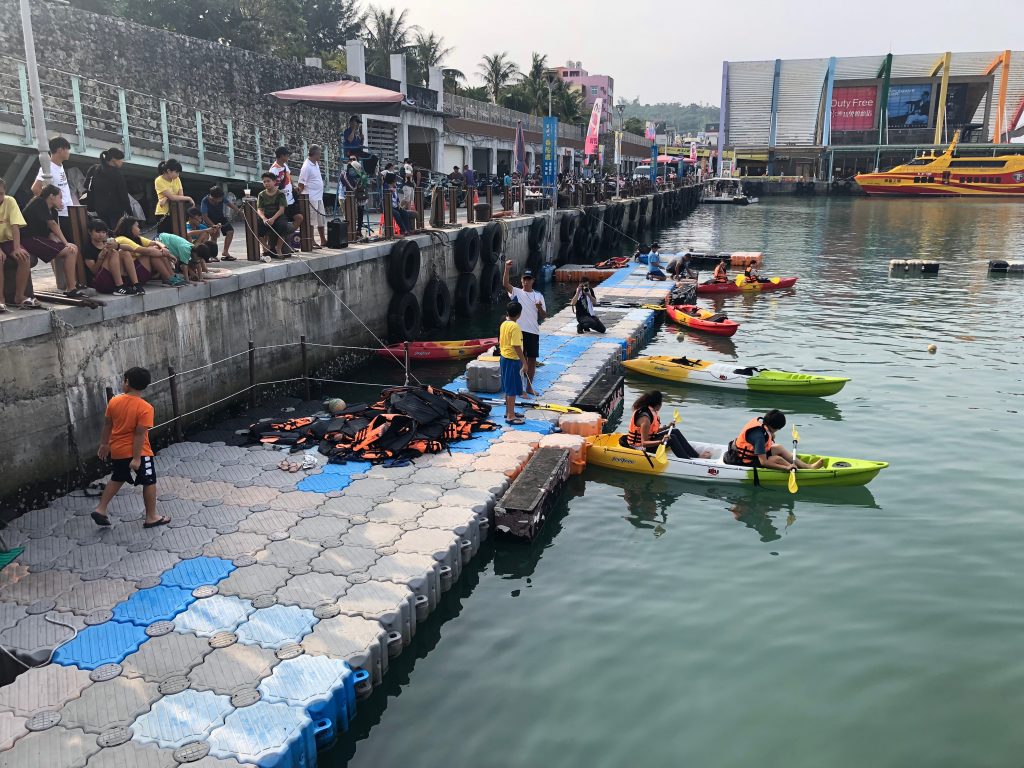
[268,146,304,238]
[502,259,546,396]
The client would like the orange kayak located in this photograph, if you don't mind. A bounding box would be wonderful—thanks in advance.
[665,304,740,337]
[375,338,498,361]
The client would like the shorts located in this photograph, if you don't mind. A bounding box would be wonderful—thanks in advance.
[521,331,540,359]
[307,199,327,228]
[110,455,157,486]
[285,201,302,219]
[500,356,524,396]
[258,219,291,242]
[20,236,66,264]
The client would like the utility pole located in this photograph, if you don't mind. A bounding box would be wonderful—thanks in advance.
[20,0,51,183]
[615,103,625,199]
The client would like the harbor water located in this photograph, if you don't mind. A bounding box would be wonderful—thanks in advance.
[331,197,1024,767]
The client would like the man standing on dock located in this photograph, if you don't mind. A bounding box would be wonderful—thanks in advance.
[503,259,546,397]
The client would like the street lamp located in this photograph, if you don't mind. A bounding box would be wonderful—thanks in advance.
[615,103,626,198]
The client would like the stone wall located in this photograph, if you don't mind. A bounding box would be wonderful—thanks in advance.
[0,0,346,152]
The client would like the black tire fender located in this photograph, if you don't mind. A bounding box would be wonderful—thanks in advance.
[386,239,421,292]
[481,222,502,264]
[421,276,452,328]
[387,291,421,341]
[454,227,480,273]
[454,272,480,316]
[528,217,548,250]
[479,262,503,303]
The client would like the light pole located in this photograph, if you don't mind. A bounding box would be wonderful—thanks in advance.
[615,103,625,198]
[20,0,51,184]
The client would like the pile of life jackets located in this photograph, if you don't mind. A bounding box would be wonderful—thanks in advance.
[248,385,498,464]
[594,256,631,270]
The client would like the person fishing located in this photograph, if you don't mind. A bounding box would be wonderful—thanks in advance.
[723,409,823,470]
[624,391,706,458]
[712,258,729,283]
[572,279,606,334]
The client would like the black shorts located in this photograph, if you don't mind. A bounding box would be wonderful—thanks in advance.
[521,331,540,359]
[110,455,157,486]
[258,219,291,241]
[285,202,302,219]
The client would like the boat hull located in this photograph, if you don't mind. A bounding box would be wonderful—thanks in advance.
[665,304,740,337]
[375,337,497,361]
[696,277,797,295]
[586,434,886,487]
[621,356,849,396]
[855,173,1024,197]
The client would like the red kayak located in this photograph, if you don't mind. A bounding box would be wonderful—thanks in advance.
[375,337,497,362]
[665,304,740,337]
[696,276,798,295]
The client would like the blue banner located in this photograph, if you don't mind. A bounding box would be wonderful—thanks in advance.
[650,144,658,182]
[543,117,559,193]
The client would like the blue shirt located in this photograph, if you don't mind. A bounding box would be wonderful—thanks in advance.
[647,251,662,272]
[463,168,476,187]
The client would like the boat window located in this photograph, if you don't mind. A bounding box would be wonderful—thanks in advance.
[948,159,1007,169]
[906,159,932,166]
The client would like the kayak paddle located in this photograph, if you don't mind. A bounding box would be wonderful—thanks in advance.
[654,409,681,460]
[467,394,582,414]
[788,424,800,494]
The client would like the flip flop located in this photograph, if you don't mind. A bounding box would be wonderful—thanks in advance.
[287,462,301,473]
[143,516,171,528]
[278,459,291,471]
[505,417,526,425]
[91,511,111,527]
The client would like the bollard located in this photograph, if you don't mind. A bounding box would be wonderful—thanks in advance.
[168,199,189,238]
[448,186,458,224]
[486,184,494,214]
[168,365,184,442]
[242,197,261,261]
[248,341,256,408]
[382,191,395,240]
[345,195,358,244]
[297,193,314,252]
[466,185,476,223]
[300,334,311,401]
[414,187,425,230]
[430,187,445,228]
[66,204,90,289]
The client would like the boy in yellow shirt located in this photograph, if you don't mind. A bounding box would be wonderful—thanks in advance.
[499,301,528,424]
[0,176,33,311]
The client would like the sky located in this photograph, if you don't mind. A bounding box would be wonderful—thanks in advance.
[392,0,1020,105]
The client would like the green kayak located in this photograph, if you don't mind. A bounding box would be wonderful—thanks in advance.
[622,356,850,397]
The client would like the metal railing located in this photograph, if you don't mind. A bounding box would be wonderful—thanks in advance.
[444,94,585,140]
[0,55,340,181]
[406,84,438,111]
[365,73,402,93]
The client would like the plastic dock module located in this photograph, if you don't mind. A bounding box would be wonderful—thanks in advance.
[173,595,254,638]
[0,663,92,716]
[112,585,195,626]
[335,581,416,646]
[120,631,213,682]
[58,674,161,733]
[52,620,151,670]
[0,724,101,767]
[131,689,234,748]
[258,654,364,729]
[234,605,318,649]
[301,613,390,687]
[207,700,315,768]
[187,642,280,694]
[494,447,572,541]
[159,557,236,590]
[0,610,84,666]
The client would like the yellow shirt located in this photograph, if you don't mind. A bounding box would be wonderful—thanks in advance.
[499,319,523,360]
[0,196,26,243]
[115,235,154,251]
[154,175,182,216]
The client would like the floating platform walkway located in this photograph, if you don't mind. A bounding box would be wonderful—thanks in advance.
[0,268,672,767]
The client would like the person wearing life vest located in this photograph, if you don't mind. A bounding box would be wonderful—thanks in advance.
[724,409,823,470]
[743,262,766,283]
[624,390,705,458]
[712,258,729,283]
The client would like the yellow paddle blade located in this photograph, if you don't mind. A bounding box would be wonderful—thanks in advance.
[770,277,781,284]
[735,274,745,286]
[792,425,800,443]
[673,409,681,423]
[788,468,798,494]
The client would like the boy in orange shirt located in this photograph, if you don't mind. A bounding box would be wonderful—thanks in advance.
[93,367,169,527]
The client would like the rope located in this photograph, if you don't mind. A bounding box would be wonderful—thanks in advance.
[0,614,81,670]
[576,204,641,246]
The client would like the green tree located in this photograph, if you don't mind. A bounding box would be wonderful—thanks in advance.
[442,68,466,94]
[478,52,519,104]
[408,32,454,87]
[297,0,365,62]
[460,85,492,102]
[363,5,418,76]
[552,81,585,124]
[623,117,647,136]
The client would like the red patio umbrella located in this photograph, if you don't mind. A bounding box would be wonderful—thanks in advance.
[269,79,405,116]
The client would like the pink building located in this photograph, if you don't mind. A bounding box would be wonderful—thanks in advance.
[556,61,615,131]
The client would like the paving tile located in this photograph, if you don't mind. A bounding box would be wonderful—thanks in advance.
[8,506,69,536]
[318,495,374,518]
[56,578,138,616]
[337,581,415,644]
[301,613,389,686]
[266,491,324,514]
[275,572,351,609]
[207,700,313,767]
[121,631,212,681]
[248,470,299,490]
[236,509,298,536]
[58,542,130,573]
[394,528,462,576]
[159,558,235,591]
[389,484,444,503]
[363,500,425,525]
[173,596,254,639]
[60,675,161,733]
[363,464,416,480]
[235,605,317,649]
[215,564,290,600]
[253,539,322,568]
[0,610,84,665]
[174,481,237,504]
[0,724,100,768]
[159,443,206,459]
[0,664,92,716]
[151,476,195,496]
[341,479,398,499]
[367,552,442,611]
[19,535,75,571]
[131,689,233,749]
[187,505,252,529]
[178,756,248,768]
[340,522,403,550]
[310,545,378,576]
[205,465,261,484]
[409,467,464,485]
[147,525,216,555]
[201,533,269,559]
[187,642,279,694]
[0,711,27,752]
[112,586,195,626]
[61,514,118,545]
[258,654,357,727]
[106,551,180,582]
[163,461,215,481]
[196,446,251,463]
[219,486,281,508]
[84,741,177,768]
[52,620,149,670]
[0,602,27,634]
[286,515,351,543]
[82,519,164,548]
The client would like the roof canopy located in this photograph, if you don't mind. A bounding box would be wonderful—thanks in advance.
[269,79,404,116]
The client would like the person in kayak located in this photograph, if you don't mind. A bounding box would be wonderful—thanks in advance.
[743,263,766,282]
[723,409,823,470]
[624,391,707,458]
[712,258,729,283]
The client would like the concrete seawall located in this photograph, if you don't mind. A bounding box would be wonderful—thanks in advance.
[0,187,701,505]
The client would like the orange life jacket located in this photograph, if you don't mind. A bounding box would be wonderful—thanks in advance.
[626,406,661,448]
[713,263,728,282]
[730,417,774,465]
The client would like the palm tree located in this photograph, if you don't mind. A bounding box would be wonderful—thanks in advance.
[442,68,465,94]
[460,85,491,102]
[553,82,586,124]
[409,31,454,87]
[517,52,552,115]
[478,52,519,104]
[363,6,418,76]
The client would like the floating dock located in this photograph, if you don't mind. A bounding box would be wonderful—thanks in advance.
[0,266,671,767]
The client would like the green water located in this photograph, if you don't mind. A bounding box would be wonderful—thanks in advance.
[329,197,1024,768]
